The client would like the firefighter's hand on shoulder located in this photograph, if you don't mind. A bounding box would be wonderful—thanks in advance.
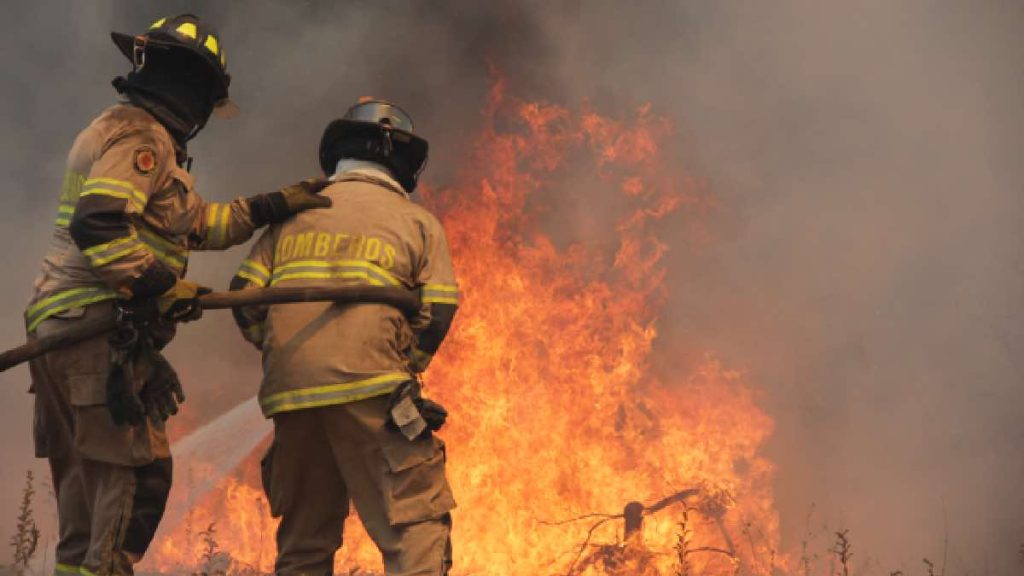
[279,178,333,213]
[249,178,332,226]
[158,278,211,322]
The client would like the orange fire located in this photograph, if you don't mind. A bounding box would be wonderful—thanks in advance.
[145,77,782,575]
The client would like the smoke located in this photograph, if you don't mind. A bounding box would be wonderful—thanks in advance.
[0,1,1021,574]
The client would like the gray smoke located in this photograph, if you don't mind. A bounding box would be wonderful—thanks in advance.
[0,1,1021,574]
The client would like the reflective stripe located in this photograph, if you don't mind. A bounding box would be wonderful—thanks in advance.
[54,563,81,575]
[55,203,76,227]
[25,286,119,331]
[244,323,265,343]
[236,269,268,286]
[206,204,220,246]
[79,568,98,576]
[138,227,188,272]
[422,283,459,305]
[205,203,231,248]
[260,373,407,416]
[81,177,147,211]
[55,171,86,227]
[236,259,271,287]
[81,235,145,267]
[270,259,400,287]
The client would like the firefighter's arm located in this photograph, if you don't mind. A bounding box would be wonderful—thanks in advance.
[188,179,331,251]
[69,130,177,298]
[228,228,276,349]
[409,215,459,373]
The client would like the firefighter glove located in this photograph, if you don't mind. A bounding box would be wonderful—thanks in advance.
[249,178,332,226]
[140,351,185,424]
[387,380,448,440]
[158,278,211,322]
[419,398,448,432]
[106,325,145,426]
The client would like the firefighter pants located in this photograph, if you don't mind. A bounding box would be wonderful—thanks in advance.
[29,304,172,576]
[264,395,455,575]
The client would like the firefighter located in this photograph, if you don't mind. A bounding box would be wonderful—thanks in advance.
[26,15,331,576]
[230,99,458,575]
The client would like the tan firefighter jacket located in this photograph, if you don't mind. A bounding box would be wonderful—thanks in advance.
[230,164,459,417]
[26,103,258,332]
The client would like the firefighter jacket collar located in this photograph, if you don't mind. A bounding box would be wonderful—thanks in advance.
[331,159,408,199]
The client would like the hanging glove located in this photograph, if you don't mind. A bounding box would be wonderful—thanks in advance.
[248,178,332,227]
[387,379,448,440]
[419,398,448,432]
[140,351,185,424]
[106,320,145,426]
[157,278,212,322]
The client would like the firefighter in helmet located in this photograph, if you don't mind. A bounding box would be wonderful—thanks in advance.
[230,99,458,575]
[27,15,331,575]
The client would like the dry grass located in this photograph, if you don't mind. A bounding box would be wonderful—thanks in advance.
[6,471,39,574]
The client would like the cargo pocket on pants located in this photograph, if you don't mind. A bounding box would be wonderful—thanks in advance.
[69,374,156,467]
[380,435,456,526]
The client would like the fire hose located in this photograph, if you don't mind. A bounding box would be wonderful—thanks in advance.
[0,285,420,373]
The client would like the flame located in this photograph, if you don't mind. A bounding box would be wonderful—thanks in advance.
[145,77,782,575]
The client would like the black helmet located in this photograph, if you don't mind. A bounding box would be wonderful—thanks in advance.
[319,99,429,192]
[111,14,235,115]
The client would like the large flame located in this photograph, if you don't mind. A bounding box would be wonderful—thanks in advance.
[145,78,781,575]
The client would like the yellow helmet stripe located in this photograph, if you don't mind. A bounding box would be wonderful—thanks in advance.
[204,34,219,55]
[149,18,166,30]
[176,22,197,40]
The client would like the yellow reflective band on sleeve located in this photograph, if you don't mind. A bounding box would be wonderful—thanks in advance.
[236,269,266,286]
[242,259,270,278]
[81,178,147,211]
[81,235,145,267]
[205,203,231,248]
[138,227,188,273]
[244,323,265,344]
[55,170,86,227]
[236,259,271,287]
[55,203,76,227]
[25,286,120,332]
[205,204,220,245]
[422,283,459,305]
[54,563,81,575]
[260,373,408,416]
[270,259,401,287]
[60,170,86,202]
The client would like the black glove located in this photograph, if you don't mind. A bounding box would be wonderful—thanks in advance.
[387,379,448,439]
[140,351,185,424]
[249,178,332,227]
[106,324,145,426]
[419,398,448,432]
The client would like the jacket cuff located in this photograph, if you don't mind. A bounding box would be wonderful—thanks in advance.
[129,261,177,298]
[247,192,289,228]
